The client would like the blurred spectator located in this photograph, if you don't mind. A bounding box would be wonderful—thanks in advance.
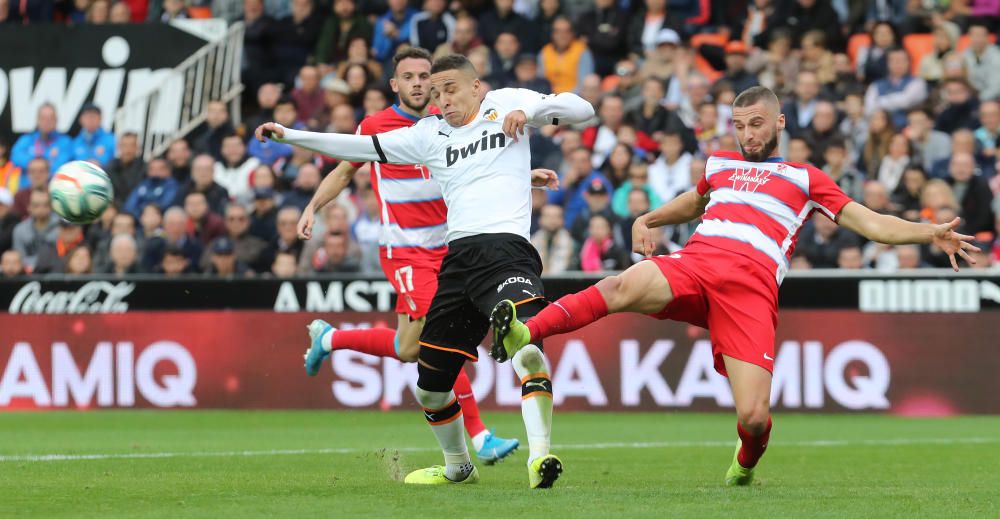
[863,181,895,215]
[935,78,980,134]
[92,212,139,272]
[974,100,1000,158]
[479,0,538,53]
[244,83,282,138]
[249,96,301,166]
[538,16,593,94]
[328,103,357,134]
[787,137,813,164]
[274,144,323,184]
[351,188,380,273]
[86,203,118,254]
[918,179,959,222]
[876,133,913,192]
[789,253,812,270]
[176,154,229,215]
[206,204,268,272]
[109,1,133,23]
[720,41,759,94]
[610,60,643,109]
[290,66,324,125]
[5,0,54,23]
[0,189,17,252]
[674,73,711,128]
[268,206,304,263]
[799,30,836,86]
[838,92,868,163]
[509,54,551,93]
[153,0,189,21]
[580,214,627,272]
[801,100,839,167]
[552,147,612,227]
[188,100,235,161]
[143,207,203,271]
[84,0,111,22]
[363,87,390,116]
[342,63,375,108]
[271,0,324,87]
[486,32,520,87]
[822,138,864,202]
[105,132,145,205]
[626,79,689,143]
[12,189,58,270]
[574,0,627,77]
[335,37,383,82]
[410,0,454,52]
[166,139,192,183]
[139,204,163,240]
[205,237,250,277]
[747,28,797,97]
[63,245,93,275]
[837,245,865,269]
[774,0,842,56]
[433,14,489,65]
[533,0,563,49]
[602,142,633,188]
[946,152,995,234]
[249,187,278,241]
[124,159,179,219]
[103,233,141,275]
[155,244,195,277]
[864,48,927,129]
[311,230,360,273]
[648,131,692,202]
[281,162,320,211]
[373,0,417,63]
[828,52,863,102]
[242,0,276,94]
[299,203,353,270]
[313,0,373,66]
[856,21,897,84]
[583,95,627,168]
[71,104,115,166]
[918,21,960,86]
[613,163,662,218]
[12,104,72,171]
[570,179,620,244]
[271,251,299,277]
[184,191,226,246]
[637,29,679,83]
[616,188,651,254]
[531,204,574,274]
[907,108,952,173]
[628,0,684,57]
[797,213,861,268]
[892,166,928,221]
[0,139,25,196]
[860,109,893,176]
[34,221,84,274]
[896,244,924,269]
[1,250,25,278]
[782,71,822,138]
[314,77,352,130]
[963,21,1000,102]
[214,133,261,205]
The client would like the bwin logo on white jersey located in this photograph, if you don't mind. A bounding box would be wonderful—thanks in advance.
[729,167,772,193]
[497,276,533,293]
[446,130,507,167]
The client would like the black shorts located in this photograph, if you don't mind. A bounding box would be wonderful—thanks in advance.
[418,233,546,371]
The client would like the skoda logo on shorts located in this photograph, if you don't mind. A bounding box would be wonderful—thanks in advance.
[497,276,533,293]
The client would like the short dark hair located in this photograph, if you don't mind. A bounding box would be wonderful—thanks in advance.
[222,131,242,143]
[275,95,297,110]
[968,19,991,33]
[825,136,847,150]
[732,86,780,110]
[431,54,477,76]
[393,46,433,69]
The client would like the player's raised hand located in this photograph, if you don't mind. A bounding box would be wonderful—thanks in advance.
[502,110,528,143]
[932,217,980,271]
[631,217,655,257]
[530,168,559,190]
[297,205,316,240]
[255,122,284,142]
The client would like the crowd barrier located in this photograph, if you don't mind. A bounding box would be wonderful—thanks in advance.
[1,272,998,415]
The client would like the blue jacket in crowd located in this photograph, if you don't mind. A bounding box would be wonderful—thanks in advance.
[11,131,73,170]
[71,128,116,166]
[124,177,180,219]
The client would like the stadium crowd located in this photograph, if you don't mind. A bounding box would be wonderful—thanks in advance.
[1,0,1000,278]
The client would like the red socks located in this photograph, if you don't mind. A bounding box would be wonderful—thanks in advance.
[526,285,609,341]
[330,328,398,359]
[453,368,486,438]
[737,417,772,469]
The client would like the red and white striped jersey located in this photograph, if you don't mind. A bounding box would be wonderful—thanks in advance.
[691,151,853,284]
[352,105,448,260]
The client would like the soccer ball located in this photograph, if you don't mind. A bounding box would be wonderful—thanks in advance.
[49,161,114,224]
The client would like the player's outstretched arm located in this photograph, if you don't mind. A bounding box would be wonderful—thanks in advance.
[837,201,981,271]
[297,161,358,240]
[502,91,596,141]
[632,190,710,256]
[255,122,423,165]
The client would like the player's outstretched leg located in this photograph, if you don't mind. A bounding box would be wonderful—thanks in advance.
[304,319,397,375]
[722,355,773,486]
[490,261,672,362]
[404,386,480,485]
[511,343,561,489]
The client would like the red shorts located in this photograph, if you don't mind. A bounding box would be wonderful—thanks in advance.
[646,242,779,377]
[379,251,444,320]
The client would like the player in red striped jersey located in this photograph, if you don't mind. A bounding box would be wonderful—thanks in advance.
[296,48,548,464]
[490,86,980,485]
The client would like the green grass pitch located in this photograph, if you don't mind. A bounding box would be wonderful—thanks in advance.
[1,411,998,518]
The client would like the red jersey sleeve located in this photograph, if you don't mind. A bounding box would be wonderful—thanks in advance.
[807,165,852,220]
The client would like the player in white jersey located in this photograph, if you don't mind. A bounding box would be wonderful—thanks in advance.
[256,54,595,488]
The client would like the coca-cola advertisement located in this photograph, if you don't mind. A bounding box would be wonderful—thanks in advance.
[1,310,996,414]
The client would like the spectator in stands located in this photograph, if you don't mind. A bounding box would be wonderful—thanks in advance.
[124,159,178,219]
[11,158,49,220]
[839,92,867,163]
[12,104,72,171]
[0,139,25,197]
[242,0,276,93]
[342,63,374,109]
[249,187,278,242]
[907,108,952,173]
[105,132,145,205]
[271,0,323,87]
[963,21,1000,102]
[747,28,797,97]
[184,191,226,246]
[863,181,895,215]
[583,95,626,169]
[802,100,840,167]
[608,60,642,109]
[83,0,110,23]
[214,133,260,205]
[314,0,373,66]
[103,234,141,275]
[189,100,235,161]
[865,48,927,129]
[534,0,563,48]
[85,203,118,257]
[153,0,189,21]
[895,244,924,269]
[974,100,1000,158]
[570,179,619,244]
[410,0,453,52]
[782,71,822,138]
[328,103,357,135]
[860,109,893,176]
[613,163,661,217]
[935,77,980,134]
[92,212,139,272]
[0,189,17,253]
[893,165,929,221]
[245,83,281,139]
[575,0,627,77]
[554,147,613,227]
[647,131,692,202]
[837,246,865,269]
[628,0,684,57]
[249,96,300,166]
[486,32,519,87]
[207,203,268,272]
[156,244,194,277]
[579,214,627,273]
[509,54,551,93]
[274,143,322,183]
[71,104,115,166]
[204,237,250,277]
[773,0,842,57]
[601,142,633,189]
[919,21,960,86]
[271,251,298,277]
[281,162,319,211]
[856,20,897,84]
[63,245,93,275]
[291,66,324,126]
[166,139,192,183]
[637,29,679,83]
[313,76,351,130]
[797,212,861,268]
[876,133,914,192]
[626,79,689,143]
[142,207,202,271]
[479,0,537,52]
[362,87,390,116]
[310,230,360,273]
[109,1,132,23]
[787,136,813,164]
[947,152,995,234]
[1,250,25,278]
[175,154,228,215]
[433,14,488,65]
[373,0,417,63]
[34,221,85,274]
[822,138,864,202]
[616,188,651,254]
[931,129,987,178]
[531,204,574,274]
[139,203,163,240]
[12,189,58,271]
[799,30,836,86]
[538,16,593,94]
[350,187,380,273]
[268,206,303,263]
[720,41,759,94]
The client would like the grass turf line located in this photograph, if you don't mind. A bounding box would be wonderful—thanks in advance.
[1,411,997,518]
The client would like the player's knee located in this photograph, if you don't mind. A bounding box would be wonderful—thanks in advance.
[396,339,419,362]
[512,343,547,375]
[415,387,452,410]
[736,402,771,435]
[595,274,627,312]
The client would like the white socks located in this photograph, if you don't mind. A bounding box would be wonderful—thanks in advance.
[416,387,473,481]
[512,344,553,464]
[471,430,489,452]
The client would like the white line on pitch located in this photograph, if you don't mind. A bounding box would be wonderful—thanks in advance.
[1,437,996,463]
